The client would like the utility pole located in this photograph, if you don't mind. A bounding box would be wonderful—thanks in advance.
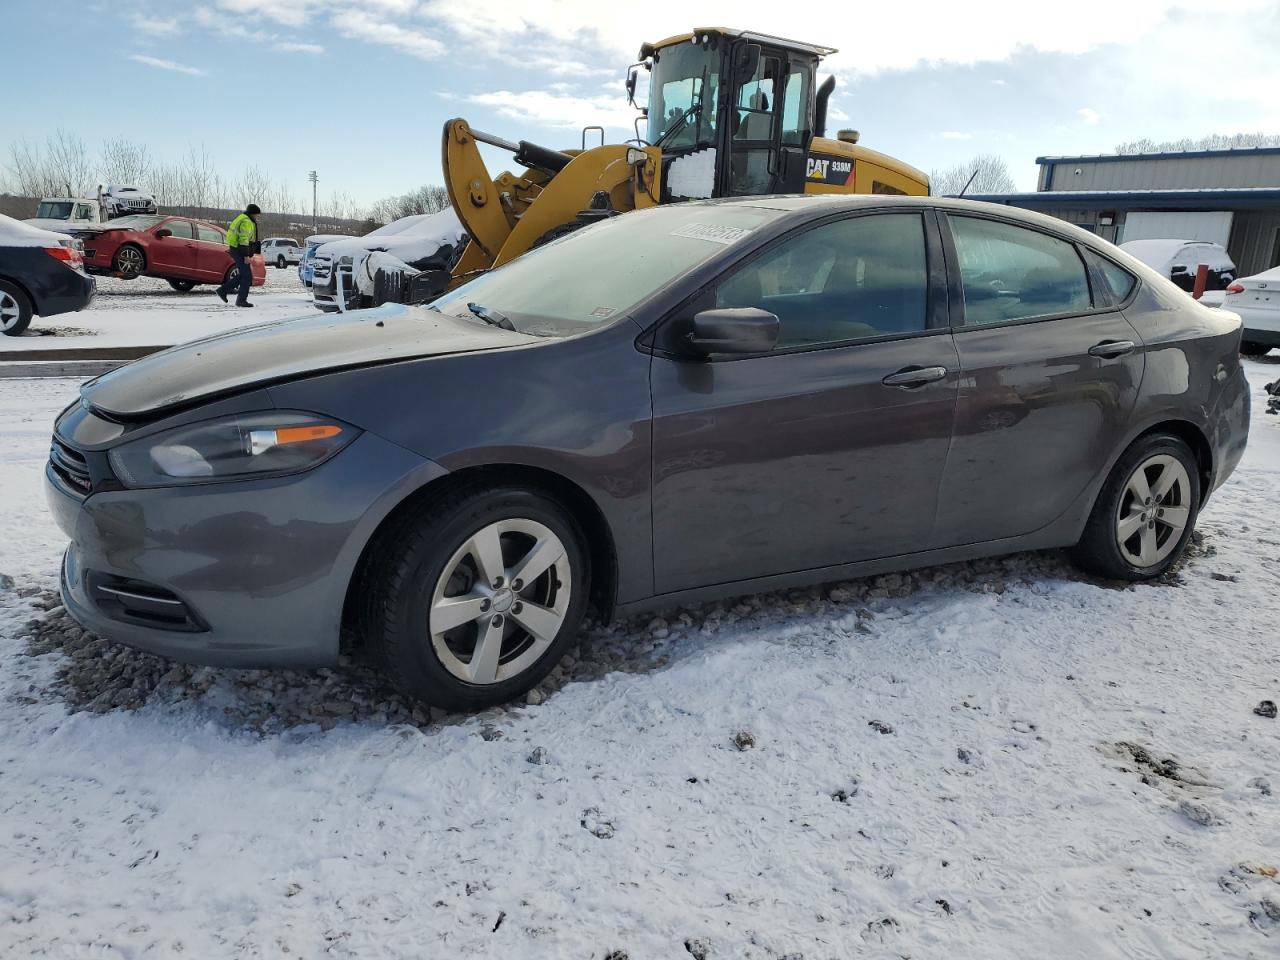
[308,170,318,232]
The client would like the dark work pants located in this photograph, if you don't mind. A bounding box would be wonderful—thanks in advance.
[218,249,252,303]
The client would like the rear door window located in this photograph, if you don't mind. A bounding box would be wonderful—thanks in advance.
[949,216,1092,325]
[197,224,224,243]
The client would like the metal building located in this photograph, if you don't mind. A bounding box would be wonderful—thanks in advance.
[969,146,1280,277]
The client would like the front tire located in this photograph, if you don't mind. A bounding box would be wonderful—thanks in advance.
[167,278,197,292]
[1073,433,1201,580]
[113,244,145,279]
[358,486,590,711]
[0,280,33,336]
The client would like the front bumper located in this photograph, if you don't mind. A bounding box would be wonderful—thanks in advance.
[46,431,446,668]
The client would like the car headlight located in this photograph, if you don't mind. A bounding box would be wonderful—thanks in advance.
[108,411,359,488]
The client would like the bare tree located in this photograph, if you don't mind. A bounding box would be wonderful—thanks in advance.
[233,164,272,209]
[1115,132,1280,154]
[269,178,296,216]
[6,130,94,197]
[45,131,94,196]
[929,154,1017,196]
[368,183,451,223]
[99,137,151,187]
[149,161,183,207]
[179,145,217,207]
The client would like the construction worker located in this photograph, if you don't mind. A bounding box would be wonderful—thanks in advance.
[216,203,261,307]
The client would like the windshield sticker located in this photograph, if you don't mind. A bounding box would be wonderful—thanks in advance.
[591,307,616,318]
[670,223,754,245]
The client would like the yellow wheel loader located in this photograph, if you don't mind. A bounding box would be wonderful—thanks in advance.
[438,28,928,292]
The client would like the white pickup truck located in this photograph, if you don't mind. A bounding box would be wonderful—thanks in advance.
[25,186,159,234]
[26,197,112,233]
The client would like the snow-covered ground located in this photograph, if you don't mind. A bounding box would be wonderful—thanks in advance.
[1,361,1279,959]
[1,266,314,350]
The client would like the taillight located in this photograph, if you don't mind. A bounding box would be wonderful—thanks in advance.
[1226,282,1245,294]
[45,245,83,268]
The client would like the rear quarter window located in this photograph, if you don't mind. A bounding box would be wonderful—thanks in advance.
[1084,249,1137,305]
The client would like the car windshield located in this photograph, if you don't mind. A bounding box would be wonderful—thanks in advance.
[647,41,721,148]
[107,215,165,230]
[431,204,781,337]
[36,201,73,219]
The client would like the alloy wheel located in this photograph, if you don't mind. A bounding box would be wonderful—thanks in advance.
[115,246,144,278]
[1115,453,1192,568]
[0,291,20,331]
[429,518,572,685]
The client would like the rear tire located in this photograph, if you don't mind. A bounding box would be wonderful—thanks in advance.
[276,255,287,269]
[358,485,590,711]
[1240,341,1270,357]
[113,244,145,279]
[0,280,33,336]
[167,278,197,292]
[1072,433,1201,581]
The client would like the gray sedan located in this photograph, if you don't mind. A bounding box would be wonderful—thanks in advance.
[46,196,1250,710]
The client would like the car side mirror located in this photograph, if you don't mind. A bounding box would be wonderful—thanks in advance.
[155,228,172,239]
[687,307,779,355]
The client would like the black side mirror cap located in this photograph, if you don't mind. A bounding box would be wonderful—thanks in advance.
[688,307,779,355]
[155,229,172,239]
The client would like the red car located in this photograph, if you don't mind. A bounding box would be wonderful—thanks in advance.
[77,215,266,292]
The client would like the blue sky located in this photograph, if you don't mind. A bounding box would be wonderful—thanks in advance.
[5,0,1279,210]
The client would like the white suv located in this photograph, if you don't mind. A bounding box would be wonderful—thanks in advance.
[262,237,302,269]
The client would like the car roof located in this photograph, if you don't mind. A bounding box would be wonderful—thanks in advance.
[679,193,1116,247]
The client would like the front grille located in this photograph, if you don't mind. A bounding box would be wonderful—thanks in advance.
[50,437,91,495]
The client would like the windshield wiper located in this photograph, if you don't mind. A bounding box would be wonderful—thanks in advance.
[467,302,516,331]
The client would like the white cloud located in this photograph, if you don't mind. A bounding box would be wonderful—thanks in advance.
[1077,107,1101,124]
[991,79,1007,85]
[464,89,639,131]
[331,9,445,59]
[130,14,180,36]
[941,130,974,139]
[127,54,204,76]
[273,40,325,54]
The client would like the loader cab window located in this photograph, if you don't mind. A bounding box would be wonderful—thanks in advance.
[781,66,809,146]
[648,41,721,149]
[729,54,784,195]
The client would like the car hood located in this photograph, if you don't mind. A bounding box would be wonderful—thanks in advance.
[81,303,541,419]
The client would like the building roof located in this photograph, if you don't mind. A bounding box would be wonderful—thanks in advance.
[1036,146,1280,165]
[964,187,1280,211]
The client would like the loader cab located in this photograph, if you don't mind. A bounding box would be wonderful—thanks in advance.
[636,29,832,201]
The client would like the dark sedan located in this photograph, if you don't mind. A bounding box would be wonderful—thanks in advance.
[46,196,1250,710]
[1,215,96,336]
[76,215,266,292]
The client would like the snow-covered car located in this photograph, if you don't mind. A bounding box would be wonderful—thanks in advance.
[26,197,112,234]
[1224,265,1280,356]
[102,185,158,218]
[298,233,346,287]
[311,209,466,312]
[1119,239,1236,302]
[0,214,95,336]
[262,237,302,269]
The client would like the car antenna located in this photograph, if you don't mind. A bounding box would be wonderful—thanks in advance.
[958,168,980,197]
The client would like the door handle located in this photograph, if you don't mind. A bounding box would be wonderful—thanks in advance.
[1089,340,1135,359]
[882,365,948,388]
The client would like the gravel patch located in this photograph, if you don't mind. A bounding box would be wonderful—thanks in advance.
[11,545,1157,732]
